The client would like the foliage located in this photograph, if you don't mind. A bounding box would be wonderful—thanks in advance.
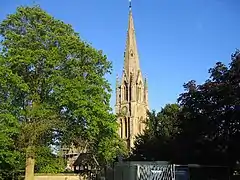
[131,49,240,169]
[96,132,127,164]
[147,104,181,138]
[130,104,181,161]
[176,49,240,166]
[0,4,123,178]
[35,146,65,173]
[0,113,24,180]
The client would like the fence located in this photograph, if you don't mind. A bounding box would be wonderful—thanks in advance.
[137,163,174,180]
[107,161,173,180]
[105,161,231,180]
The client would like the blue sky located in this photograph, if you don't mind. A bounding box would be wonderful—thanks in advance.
[1,0,240,111]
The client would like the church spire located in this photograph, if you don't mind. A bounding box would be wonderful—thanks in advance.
[123,0,140,77]
[115,1,149,150]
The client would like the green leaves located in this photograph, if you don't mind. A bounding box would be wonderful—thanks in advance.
[143,104,180,139]
[176,50,240,165]
[0,5,122,177]
[131,50,240,168]
[35,146,65,173]
[130,104,181,161]
[0,113,23,179]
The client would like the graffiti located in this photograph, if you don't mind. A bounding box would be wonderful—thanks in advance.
[137,164,174,180]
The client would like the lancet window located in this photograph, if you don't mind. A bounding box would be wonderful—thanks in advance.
[120,119,123,138]
[124,82,128,101]
[125,117,128,138]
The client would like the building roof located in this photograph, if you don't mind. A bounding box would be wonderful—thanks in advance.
[73,153,99,167]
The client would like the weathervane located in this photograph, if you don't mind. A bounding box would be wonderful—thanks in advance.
[129,0,132,9]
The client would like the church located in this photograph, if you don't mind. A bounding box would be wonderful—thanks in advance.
[115,1,149,150]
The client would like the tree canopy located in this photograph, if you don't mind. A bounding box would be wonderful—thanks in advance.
[0,5,125,179]
[176,50,240,166]
[130,50,240,170]
[130,103,181,161]
[0,113,24,180]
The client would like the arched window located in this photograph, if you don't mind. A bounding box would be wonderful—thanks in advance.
[130,50,134,57]
[129,86,132,101]
[120,119,123,138]
[118,87,121,102]
[128,117,130,137]
[124,82,128,101]
[125,117,128,138]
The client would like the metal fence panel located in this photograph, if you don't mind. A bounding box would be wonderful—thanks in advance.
[110,161,230,180]
[137,164,174,180]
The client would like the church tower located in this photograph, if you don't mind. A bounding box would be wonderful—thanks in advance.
[115,1,149,150]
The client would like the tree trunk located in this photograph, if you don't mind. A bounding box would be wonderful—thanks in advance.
[25,146,35,180]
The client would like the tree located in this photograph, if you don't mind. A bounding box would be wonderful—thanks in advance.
[156,104,181,138]
[176,49,240,166]
[130,104,181,161]
[0,5,123,179]
[35,146,65,173]
[0,114,24,180]
[130,49,240,168]
[0,55,26,179]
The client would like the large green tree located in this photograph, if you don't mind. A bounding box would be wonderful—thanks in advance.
[130,50,240,169]
[0,5,124,180]
[177,50,240,167]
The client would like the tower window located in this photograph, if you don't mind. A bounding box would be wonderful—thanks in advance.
[125,117,128,138]
[129,75,132,101]
[129,85,132,101]
[128,117,130,137]
[118,87,121,102]
[130,50,134,57]
[124,82,128,101]
[120,119,123,138]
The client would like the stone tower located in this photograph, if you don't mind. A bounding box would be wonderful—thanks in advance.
[115,2,149,150]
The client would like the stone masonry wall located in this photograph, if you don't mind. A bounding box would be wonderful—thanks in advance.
[34,174,87,180]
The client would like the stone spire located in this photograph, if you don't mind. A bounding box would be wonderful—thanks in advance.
[115,1,149,150]
[123,0,140,77]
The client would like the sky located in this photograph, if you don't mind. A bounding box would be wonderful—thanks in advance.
[1,0,240,111]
